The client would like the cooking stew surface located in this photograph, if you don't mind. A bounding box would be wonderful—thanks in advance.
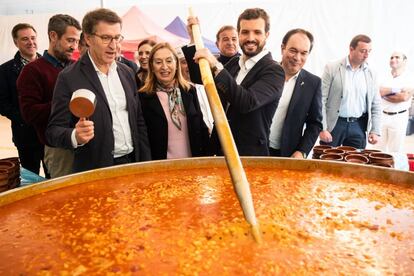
[0,167,413,274]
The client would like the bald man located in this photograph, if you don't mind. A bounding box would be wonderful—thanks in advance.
[377,51,414,152]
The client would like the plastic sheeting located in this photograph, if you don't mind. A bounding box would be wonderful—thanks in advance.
[165,16,219,54]
[0,0,413,77]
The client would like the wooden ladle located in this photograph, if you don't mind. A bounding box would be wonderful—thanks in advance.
[69,89,96,118]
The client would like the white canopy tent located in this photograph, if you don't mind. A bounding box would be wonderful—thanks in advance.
[0,0,413,79]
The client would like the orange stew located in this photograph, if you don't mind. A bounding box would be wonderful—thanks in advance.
[0,167,413,274]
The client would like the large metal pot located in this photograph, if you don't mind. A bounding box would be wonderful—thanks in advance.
[0,157,413,274]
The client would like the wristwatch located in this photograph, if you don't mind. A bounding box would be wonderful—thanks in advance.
[212,61,224,76]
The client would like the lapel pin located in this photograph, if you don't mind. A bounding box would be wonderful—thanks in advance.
[301,81,305,86]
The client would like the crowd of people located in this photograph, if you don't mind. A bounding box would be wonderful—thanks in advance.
[0,7,413,178]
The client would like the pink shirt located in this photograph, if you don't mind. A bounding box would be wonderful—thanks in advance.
[156,91,192,159]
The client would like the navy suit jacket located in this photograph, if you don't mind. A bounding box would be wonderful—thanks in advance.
[139,85,210,160]
[211,52,285,156]
[46,54,151,173]
[279,69,323,157]
[118,56,138,73]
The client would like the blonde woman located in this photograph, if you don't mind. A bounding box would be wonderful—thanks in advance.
[139,43,210,160]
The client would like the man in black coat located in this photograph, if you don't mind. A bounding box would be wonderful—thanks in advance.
[191,8,285,156]
[215,25,241,65]
[46,8,151,173]
[182,25,241,85]
[116,43,138,73]
[268,29,323,158]
[0,23,45,174]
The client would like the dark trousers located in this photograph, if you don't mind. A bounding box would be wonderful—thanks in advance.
[320,117,367,149]
[269,147,281,157]
[113,151,136,166]
[17,144,49,177]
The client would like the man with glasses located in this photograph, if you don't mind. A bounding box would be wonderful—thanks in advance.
[17,14,81,178]
[268,29,322,158]
[319,34,381,149]
[46,8,151,173]
[377,51,414,152]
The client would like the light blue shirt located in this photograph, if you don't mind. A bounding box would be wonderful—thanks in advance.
[339,57,368,118]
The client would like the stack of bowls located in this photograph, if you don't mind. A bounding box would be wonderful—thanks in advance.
[312,145,395,168]
[0,157,20,192]
[312,145,333,159]
[369,152,394,168]
[0,169,9,192]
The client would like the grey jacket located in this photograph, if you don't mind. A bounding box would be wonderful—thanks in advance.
[321,57,381,135]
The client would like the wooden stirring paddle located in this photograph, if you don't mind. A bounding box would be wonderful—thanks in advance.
[188,8,262,243]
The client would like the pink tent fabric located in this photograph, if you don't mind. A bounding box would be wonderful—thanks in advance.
[121,6,188,52]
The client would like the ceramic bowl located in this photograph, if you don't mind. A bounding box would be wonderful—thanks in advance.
[313,145,333,157]
[320,153,343,161]
[336,146,357,153]
[369,152,394,167]
[361,149,382,156]
[323,148,345,155]
[344,154,369,164]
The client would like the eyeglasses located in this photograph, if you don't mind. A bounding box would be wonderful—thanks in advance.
[92,33,124,44]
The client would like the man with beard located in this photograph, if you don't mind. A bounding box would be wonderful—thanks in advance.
[17,14,81,178]
[377,51,414,152]
[46,8,151,173]
[190,8,285,156]
[0,23,45,175]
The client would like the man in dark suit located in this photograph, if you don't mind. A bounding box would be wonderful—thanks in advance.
[182,25,241,85]
[46,8,151,173]
[268,29,323,158]
[0,23,45,174]
[215,25,240,65]
[191,8,285,156]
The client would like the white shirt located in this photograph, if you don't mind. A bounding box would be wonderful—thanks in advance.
[339,57,368,118]
[195,84,214,134]
[381,70,414,112]
[82,52,133,157]
[236,49,269,84]
[269,72,299,149]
